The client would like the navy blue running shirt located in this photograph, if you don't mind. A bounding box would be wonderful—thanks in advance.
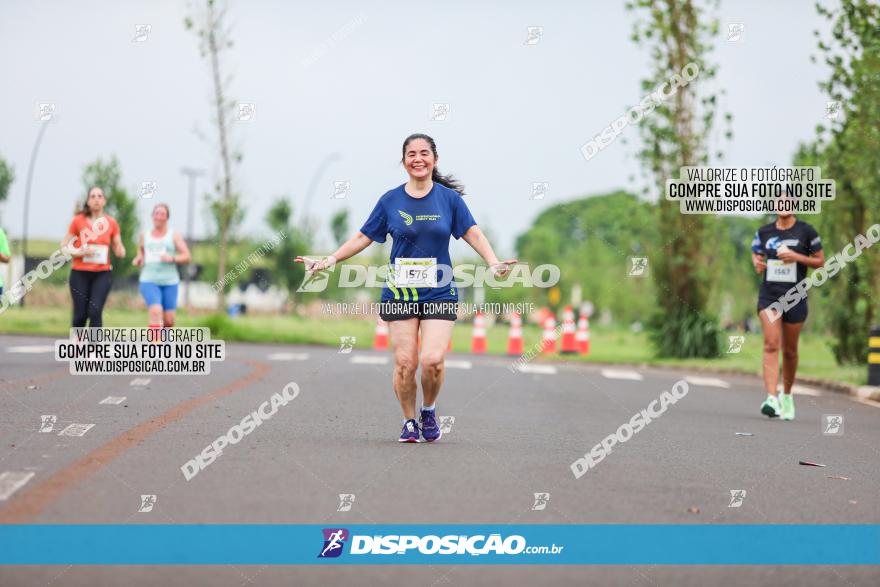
[751,219,822,298]
[359,182,477,302]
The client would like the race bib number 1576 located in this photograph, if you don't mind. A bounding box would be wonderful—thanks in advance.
[394,258,438,287]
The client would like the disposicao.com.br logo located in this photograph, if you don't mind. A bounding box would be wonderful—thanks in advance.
[317,528,564,559]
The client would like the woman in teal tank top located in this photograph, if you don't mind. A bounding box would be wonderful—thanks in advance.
[133,204,191,328]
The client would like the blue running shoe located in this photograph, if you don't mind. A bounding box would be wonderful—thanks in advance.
[420,409,441,442]
[399,419,420,443]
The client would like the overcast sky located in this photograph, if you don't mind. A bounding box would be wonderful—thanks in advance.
[0,0,831,257]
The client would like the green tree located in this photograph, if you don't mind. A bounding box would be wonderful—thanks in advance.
[266,197,309,300]
[185,0,244,310]
[626,0,730,358]
[516,191,658,322]
[81,156,138,280]
[801,0,880,364]
[0,156,13,205]
[330,209,349,245]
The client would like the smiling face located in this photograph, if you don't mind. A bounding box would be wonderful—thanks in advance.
[87,187,106,214]
[152,205,169,229]
[403,138,436,181]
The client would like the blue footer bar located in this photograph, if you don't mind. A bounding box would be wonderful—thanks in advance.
[0,524,877,564]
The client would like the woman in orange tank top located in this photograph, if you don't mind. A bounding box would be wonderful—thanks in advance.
[61,186,126,327]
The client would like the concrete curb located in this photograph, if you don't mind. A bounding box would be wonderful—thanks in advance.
[643,362,879,401]
[854,385,880,402]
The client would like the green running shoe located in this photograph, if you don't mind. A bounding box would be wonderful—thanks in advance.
[780,393,795,421]
[760,394,780,418]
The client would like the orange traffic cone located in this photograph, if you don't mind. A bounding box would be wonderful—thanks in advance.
[560,306,577,354]
[471,311,487,354]
[373,317,389,350]
[507,312,524,355]
[577,315,590,355]
[541,316,557,354]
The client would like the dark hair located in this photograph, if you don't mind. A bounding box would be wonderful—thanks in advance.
[401,133,465,195]
[153,203,171,219]
[78,186,104,216]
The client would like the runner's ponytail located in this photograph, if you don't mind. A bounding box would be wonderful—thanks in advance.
[431,167,465,196]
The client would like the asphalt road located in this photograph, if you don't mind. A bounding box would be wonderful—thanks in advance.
[1,333,878,586]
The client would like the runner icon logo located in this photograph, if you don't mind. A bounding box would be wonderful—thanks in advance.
[132,24,151,43]
[297,267,334,293]
[398,210,413,226]
[531,493,550,511]
[319,528,349,558]
[332,181,351,199]
[530,182,549,200]
[826,101,841,120]
[36,103,55,121]
[238,103,256,122]
[338,337,356,354]
[138,494,157,513]
[727,336,745,354]
[439,416,455,434]
[140,181,158,199]
[727,23,744,42]
[629,257,648,277]
[430,103,450,122]
[524,26,543,45]
[39,415,57,433]
[337,494,355,512]
[728,490,746,508]
[822,415,844,436]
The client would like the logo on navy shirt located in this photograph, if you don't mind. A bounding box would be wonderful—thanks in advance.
[398,210,413,226]
[765,236,800,250]
[318,528,349,558]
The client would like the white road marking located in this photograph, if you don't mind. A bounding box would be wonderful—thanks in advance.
[684,376,731,389]
[0,472,36,501]
[268,352,309,361]
[130,378,151,387]
[516,364,558,375]
[601,369,644,381]
[58,423,95,437]
[6,345,54,353]
[784,384,822,397]
[445,360,472,369]
[99,396,126,405]
[351,356,389,365]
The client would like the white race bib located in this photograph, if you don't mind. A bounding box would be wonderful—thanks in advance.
[393,257,438,288]
[767,259,796,283]
[82,244,109,265]
[145,249,165,264]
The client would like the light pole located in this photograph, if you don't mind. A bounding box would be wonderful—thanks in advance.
[180,167,204,308]
[21,120,50,307]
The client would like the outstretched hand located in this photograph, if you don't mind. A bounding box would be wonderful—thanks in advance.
[490,259,518,278]
[294,255,337,273]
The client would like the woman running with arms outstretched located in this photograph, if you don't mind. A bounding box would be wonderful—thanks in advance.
[297,133,515,442]
[752,204,824,420]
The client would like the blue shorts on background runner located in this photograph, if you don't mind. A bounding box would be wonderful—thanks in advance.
[139,282,179,311]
